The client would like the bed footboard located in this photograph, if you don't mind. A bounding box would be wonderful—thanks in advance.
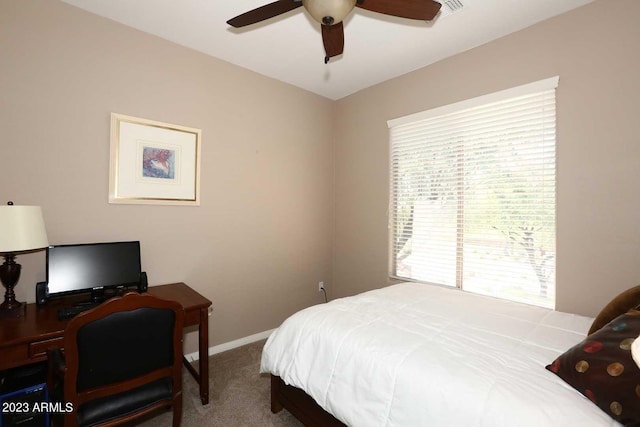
[270,375,345,426]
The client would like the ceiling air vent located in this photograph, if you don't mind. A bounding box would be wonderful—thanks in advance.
[437,0,465,19]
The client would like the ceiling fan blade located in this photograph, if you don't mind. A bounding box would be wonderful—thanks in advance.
[356,0,441,21]
[227,0,303,28]
[322,22,344,63]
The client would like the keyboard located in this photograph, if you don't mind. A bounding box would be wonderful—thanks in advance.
[57,303,100,321]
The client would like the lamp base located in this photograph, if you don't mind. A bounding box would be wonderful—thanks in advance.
[0,300,26,318]
[0,253,23,317]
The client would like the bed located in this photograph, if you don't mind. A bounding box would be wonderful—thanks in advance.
[261,282,640,426]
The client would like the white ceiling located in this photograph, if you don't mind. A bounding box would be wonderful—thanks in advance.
[60,0,595,100]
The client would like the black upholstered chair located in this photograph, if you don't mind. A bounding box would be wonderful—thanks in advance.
[47,292,184,427]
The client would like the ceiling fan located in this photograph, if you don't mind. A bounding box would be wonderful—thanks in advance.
[227,0,442,63]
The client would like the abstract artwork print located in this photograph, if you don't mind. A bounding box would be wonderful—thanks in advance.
[142,147,175,179]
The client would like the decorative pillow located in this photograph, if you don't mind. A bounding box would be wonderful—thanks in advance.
[588,285,640,335]
[546,309,640,426]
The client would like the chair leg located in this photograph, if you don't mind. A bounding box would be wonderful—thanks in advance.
[172,393,183,427]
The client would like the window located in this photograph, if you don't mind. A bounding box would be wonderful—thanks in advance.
[388,77,558,308]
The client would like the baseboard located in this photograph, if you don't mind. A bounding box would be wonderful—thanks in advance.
[184,329,275,362]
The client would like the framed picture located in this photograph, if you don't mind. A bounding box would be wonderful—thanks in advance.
[109,113,201,205]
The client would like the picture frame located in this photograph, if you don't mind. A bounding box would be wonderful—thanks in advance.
[109,113,201,206]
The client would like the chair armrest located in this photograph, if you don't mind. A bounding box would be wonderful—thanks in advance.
[46,347,66,388]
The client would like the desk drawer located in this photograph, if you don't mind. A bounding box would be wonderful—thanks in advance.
[0,345,29,370]
[29,337,63,358]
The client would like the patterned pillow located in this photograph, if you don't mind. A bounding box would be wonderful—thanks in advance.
[546,308,640,426]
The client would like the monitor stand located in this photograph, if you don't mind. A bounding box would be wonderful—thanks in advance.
[90,287,105,303]
[75,287,106,307]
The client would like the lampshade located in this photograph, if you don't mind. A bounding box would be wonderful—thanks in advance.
[632,335,640,369]
[0,205,49,253]
[302,0,356,25]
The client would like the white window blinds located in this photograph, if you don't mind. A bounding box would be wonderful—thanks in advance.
[388,77,558,308]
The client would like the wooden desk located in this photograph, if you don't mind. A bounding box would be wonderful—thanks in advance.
[0,282,212,405]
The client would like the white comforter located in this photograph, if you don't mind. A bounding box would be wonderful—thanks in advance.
[261,282,620,427]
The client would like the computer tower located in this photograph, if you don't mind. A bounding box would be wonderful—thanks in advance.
[0,362,49,427]
[0,383,48,427]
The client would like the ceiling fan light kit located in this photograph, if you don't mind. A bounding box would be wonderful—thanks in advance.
[227,0,442,63]
[303,0,357,25]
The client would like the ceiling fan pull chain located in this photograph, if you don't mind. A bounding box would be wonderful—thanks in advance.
[325,56,330,64]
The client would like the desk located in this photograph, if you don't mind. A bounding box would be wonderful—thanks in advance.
[0,282,212,405]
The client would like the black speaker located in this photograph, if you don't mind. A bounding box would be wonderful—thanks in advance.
[35,282,47,306]
[138,271,148,293]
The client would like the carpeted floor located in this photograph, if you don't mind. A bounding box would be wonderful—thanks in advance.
[138,339,303,426]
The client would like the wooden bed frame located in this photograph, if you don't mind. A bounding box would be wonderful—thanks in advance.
[270,375,346,426]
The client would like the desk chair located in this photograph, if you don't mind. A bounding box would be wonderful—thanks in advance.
[47,292,184,427]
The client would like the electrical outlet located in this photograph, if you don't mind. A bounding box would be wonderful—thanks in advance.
[318,281,325,292]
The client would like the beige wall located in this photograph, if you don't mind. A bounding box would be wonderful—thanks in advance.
[0,0,334,351]
[333,0,640,317]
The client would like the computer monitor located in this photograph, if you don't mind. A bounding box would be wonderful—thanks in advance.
[46,241,141,302]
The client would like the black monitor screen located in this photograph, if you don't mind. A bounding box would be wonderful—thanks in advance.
[46,241,141,297]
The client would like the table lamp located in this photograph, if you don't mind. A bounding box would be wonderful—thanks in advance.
[0,202,49,317]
